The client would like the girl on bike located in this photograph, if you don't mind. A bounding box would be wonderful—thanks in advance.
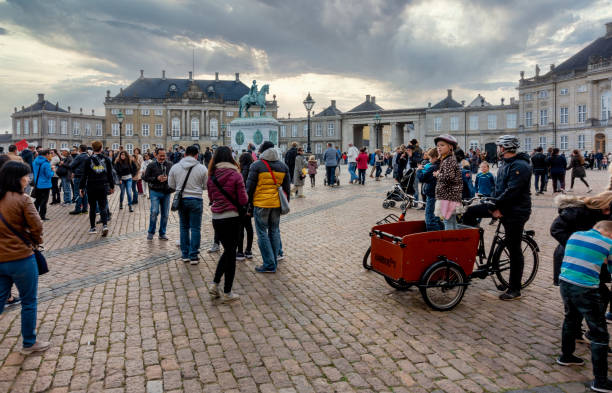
[433,134,463,230]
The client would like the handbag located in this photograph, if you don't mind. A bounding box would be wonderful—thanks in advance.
[171,166,194,212]
[211,175,247,217]
[30,165,41,197]
[0,211,48,275]
[261,160,290,215]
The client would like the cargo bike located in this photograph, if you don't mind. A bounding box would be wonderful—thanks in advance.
[362,198,539,311]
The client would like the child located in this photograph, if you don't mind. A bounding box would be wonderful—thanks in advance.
[556,220,612,392]
[307,155,318,188]
[460,159,475,200]
[433,134,463,230]
[475,161,496,197]
[417,148,443,231]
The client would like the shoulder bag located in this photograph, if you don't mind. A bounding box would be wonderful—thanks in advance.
[261,160,290,215]
[171,166,194,212]
[0,211,48,275]
[30,164,41,197]
[211,175,246,217]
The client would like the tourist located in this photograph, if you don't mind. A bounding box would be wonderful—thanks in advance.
[49,149,61,205]
[307,155,318,188]
[409,140,423,202]
[56,149,73,206]
[207,146,248,300]
[549,148,567,193]
[69,145,89,215]
[143,148,173,240]
[356,147,369,185]
[114,151,137,212]
[396,146,408,182]
[460,159,475,200]
[246,141,290,273]
[79,141,114,236]
[347,143,359,184]
[323,142,340,186]
[141,153,152,198]
[475,161,495,197]
[132,148,144,204]
[374,149,383,181]
[7,145,23,162]
[0,161,50,355]
[284,142,298,184]
[433,135,462,230]
[32,149,54,221]
[293,147,307,197]
[203,146,212,167]
[417,148,443,231]
[237,144,255,260]
[568,150,592,193]
[20,145,34,169]
[531,146,548,195]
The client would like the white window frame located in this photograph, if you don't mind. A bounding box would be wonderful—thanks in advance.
[601,92,611,121]
[469,115,478,130]
[524,137,532,151]
[291,124,298,137]
[578,134,585,149]
[560,88,569,96]
[578,105,587,123]
[506,113,517,129]
[487,114,497,130]
[315,123,322,136]
[73,121,80,136]
[33,118,38,134]
[141,109,150,116]
[125,109,134,115]
[172,118,180,137]
[112,143,119,150]
[96,123,102,136]
[85,123,91,136]
[327,122,335,137]
[48,119,55,134]
[142,123,150,137]
[154,109,163,116]
[125,123,133,137]
[111,109,119,115]
[525,111,533,127]
[539,109,548,126]
[15,120,20,135]
[560,107,568,125]
[280,125,286,137]
[126,143,134,154]
[191,118,200,137]
[469,140,479,150]
[539,136,547,149]
[112,123,119,136]
[450,116,459,131]
[226,111,234,117]
[524,93,533,101]
[315,143,322,154]
[142,144,150,152]
[60,120,67,135]
[538,90,548,99]
[60,143,68,150]
[155,123,163,137]
[303,124,308,137]
[434,117,442,132]
[209,118,218,137]
[560,135,568,150]
[577,85,587,93]
[23,119,29,135]
[48,142,56,149]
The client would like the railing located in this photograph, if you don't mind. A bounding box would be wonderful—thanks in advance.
[588,60,612,72]
[592,119,609,127]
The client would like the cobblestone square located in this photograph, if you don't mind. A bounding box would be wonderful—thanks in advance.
[0,167,610,392]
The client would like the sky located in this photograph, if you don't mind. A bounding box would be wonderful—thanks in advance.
[1,0,612,131]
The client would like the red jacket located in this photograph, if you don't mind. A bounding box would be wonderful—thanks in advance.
[207,166,248,214]
[356,152,369,170]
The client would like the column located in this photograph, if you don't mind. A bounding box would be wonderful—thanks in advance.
[391,122,401,148]
[368,123,377,149]
[200,110,204,139]
[186,109,190,137]
[167,109,171,137]
[205,110,210,137]
[403,124,411,146]
[181,109,186,137]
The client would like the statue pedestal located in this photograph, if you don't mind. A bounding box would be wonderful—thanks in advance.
[229,117,280,153]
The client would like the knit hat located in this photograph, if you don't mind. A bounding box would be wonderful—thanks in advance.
[259,141,274,153]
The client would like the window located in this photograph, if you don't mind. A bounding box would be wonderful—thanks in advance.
[469,140,479,150]
[33,119,38,134]
[291,124,298,137]
[577,85,587,93]
[111,109,119,115]
[434,117,442,132]
[302,144,307,151]
[315,123,322,136]
[560,135,568,150]
[226,111,234,117]
[539,109,548,126]
[539,136,547,148]
[142,124,150,136]
[155,143,163,149]
[560,107,568,124]
[487,114,497,129]
[525,111,533,127]
[524,137,532,151]
[578,134,585,149]
[142,144,150,152]
[141,109,149,116]
[303,124,308,137]
[327,122,335,136]
[601,92,611,120]
[578,105,587,123]
[172,118,180,137]
[560,88,569,95]
[524,93,533,101]
[155,124,163,137]
[280,125,286,137]
[469,115,478,130]
[191,118,199,137]
[48,120,55,134]
[315,143,322,154]
[126,144,134,154]
[155,109,163,116]
[60,143,68,150]
[85,123,91,136]
[125,109,133,115]
[538,90,548,98]
[112,123,119,136]
[112,143,119,150]
[23,119,29,135]
[506,113,517,129]
[96,123,102,136]
[125,123,133,136]
[48,142,56,149]
[15,120,20,135]
[450,116,459,131]
[60,120,67,135]
[73,121,80,136]
[209,118,218,137]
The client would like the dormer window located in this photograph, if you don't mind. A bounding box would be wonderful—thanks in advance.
[169,84,177,92]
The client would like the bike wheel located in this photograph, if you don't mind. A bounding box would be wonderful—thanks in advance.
[492,236,539,290]
[362,246,372,270]
[384,276,411,291]
[419,261,467,311]
[382,201,390,209]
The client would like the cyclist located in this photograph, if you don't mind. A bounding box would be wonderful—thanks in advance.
[461,135,532,301]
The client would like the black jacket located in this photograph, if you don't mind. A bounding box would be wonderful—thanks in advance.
[20,149,33,168]
[494,152,532,220]
[114,160,138,178]
[530,152,548,172]
[80,153,115,192]
[284,147,297,177]
[417,161,439,198]
[143,160,174,194]
[70,152,89,178]
[549,154,567,175]
[239,150,254,183]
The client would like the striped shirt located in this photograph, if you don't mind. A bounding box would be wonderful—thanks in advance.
[559,229,612,288]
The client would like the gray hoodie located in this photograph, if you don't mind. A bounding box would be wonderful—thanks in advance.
[168,156,208,199]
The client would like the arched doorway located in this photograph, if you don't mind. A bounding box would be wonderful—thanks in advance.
[595,133,606,153]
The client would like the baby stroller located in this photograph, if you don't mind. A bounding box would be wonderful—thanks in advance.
[323,165,341,186]
[382,168,419,210]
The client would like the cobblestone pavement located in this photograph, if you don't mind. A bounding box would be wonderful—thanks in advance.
[0,166,610,392]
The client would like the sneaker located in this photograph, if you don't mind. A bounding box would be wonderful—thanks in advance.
[591,378,612,392]
[129,206,133,212]
[119,204,123,210]
[255,266,276,273]
[556,354,585,366]
[159,235,169,241]
[499,290,521,301]
[101,226,108,237]
[245,251,253,259]
[236,252,245,261]
[277,254,285,261]
[147,233,154,240]
[88,228,97,234]
[181,257,190,262]
[222,292,240,303]
[190,257,199,265]
[606,312,612,323]
[209,283,220,299]
[208,243,220,253]
[21,341,51,355]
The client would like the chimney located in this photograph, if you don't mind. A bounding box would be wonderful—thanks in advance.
[501,98,505,105]
[288,113,291,119]
[21,106,24,111]
[447,89,452,98]
[120,88,124,95]
[92,109,95,115]
[106,90,110,98]
[331,100,336,108]
[37,93,44,103]
[520,71,524,80]
[428,102,431,108]
[535,64,540,77]
[235,72,240,82]
[273,94,276,102]
[606,22,612,38]
[550,64,555,72]
[162,70,166,80]
[510,97,516,105]
[68,106,71,112]
[80,108,83,114]
[480,98,484,107]
[14,107,16,113]
[366,94,371,102]
[189,71,193,80]
[140,69,144,79]
[215,72,219,81]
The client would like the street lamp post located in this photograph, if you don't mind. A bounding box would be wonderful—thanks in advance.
[116,111,124,148]
[303,93,315,153]
[373,112,382,150]
[221,123,226,146]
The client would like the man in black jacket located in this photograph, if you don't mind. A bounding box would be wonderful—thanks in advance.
[284,142,298,183]
[69,145,90,214]
[143,148,173,240]
[79,141,114,236]
[531,146,548,194]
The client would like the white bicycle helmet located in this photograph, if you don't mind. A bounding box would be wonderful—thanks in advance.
[496,135,520,151]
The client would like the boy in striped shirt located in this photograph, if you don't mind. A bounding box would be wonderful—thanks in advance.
[557,221,612,393]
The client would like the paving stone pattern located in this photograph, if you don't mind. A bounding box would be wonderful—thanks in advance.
[0,166,610,392]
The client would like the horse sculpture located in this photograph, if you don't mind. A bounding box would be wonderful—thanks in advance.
[239,84,269,117]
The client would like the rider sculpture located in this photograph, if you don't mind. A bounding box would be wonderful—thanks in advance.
[239,80,269,118]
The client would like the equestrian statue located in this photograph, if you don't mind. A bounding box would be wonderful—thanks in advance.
[239,80,270,117]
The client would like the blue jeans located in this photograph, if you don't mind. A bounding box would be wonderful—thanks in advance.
[132,180,139,204]
[119,178,133,206]
[413,175,419,201]
[60,176,72,203]
[0,255,38,348]
[326,166,336,185]
[254,207,281,270]
[149,190,170,236]
[534,171,546,192]
[425,196,443,231]
[375,165,382,178]
[179,198,203,259]
[73,177,88,212]
[348,162,358,182]
[358,169,366,185]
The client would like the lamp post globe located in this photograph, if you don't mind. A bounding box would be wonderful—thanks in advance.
[116,111,124,149]
[303,93,315,153]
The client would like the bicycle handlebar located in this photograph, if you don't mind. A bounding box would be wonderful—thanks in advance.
[462,195,497,206]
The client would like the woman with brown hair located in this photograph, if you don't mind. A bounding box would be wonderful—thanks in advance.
[568,149,592,193]
[114,151,137,212]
